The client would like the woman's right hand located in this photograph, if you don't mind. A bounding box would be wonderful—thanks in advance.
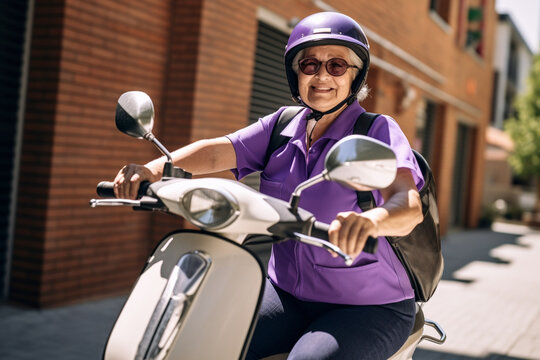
[112,137,236,199]
[113,164,159,199]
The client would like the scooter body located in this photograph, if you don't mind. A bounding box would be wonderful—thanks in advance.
[93,91,445,360]
[104,230,265,360]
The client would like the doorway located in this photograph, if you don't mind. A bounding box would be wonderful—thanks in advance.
[450,122,476,228]
[0,0,32,298]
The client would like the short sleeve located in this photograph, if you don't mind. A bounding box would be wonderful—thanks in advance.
[225,109,282,180]
[368,115,425,192]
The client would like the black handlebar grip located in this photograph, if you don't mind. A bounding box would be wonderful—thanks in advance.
[96,181,151,198]
[311,221,330,240]
[312,221,378,254]
[96,181,115,198]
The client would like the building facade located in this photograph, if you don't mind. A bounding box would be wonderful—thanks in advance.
[491,14,533,129]
[483,13,534,217]
[2,0,496,307]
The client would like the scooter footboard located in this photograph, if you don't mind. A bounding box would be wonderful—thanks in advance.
[104,230,266,360]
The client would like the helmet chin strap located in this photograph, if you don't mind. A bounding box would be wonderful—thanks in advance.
[303,94,357,121]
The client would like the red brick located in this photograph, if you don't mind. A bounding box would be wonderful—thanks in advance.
[10,0,496,307]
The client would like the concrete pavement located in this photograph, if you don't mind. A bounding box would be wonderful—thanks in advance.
[0,295,125,359]
[415,222,540,360]
[0,221,539,359]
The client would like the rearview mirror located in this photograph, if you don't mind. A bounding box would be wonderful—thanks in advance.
[325,135,397,191]
[115,91,155,139]
[290,135,397,210]
[113,91,176,170]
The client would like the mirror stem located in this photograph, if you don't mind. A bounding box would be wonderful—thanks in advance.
[143,132,191,179]
[143,132,192,178]
[289,172,326,213]
[290,195,301,213]
[144,133,173,163]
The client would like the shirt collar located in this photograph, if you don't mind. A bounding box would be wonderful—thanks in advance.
[281,102,366,141]
[321,102,365,140]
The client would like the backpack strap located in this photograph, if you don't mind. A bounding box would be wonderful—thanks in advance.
[354,112,381,211]
[264,108,381,211]
[353,111,379,137]
[264,106,304,165]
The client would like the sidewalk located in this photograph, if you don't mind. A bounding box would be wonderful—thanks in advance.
[0,221,539,359]
[0,295,126,359]
[416,221,540,360]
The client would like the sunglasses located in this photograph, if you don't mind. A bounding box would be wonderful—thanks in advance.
[298,57,359,77]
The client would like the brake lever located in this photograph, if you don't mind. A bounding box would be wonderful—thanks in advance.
[90,199,140,207]
[293,232,353,266]
[89,197,163,209]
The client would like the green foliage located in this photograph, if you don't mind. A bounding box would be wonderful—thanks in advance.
[505,53,540,178]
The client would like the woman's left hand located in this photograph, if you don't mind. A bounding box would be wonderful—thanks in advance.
[327,168,423,260]
[328,212,378,259]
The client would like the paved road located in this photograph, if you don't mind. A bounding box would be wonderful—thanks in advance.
[0,221,539,359]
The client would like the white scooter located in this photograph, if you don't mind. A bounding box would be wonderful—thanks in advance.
[91,91,446,360]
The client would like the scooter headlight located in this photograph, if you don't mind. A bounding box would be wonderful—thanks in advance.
[182,188,239,229]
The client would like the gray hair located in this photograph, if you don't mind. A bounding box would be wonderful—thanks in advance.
[291,48,369,102]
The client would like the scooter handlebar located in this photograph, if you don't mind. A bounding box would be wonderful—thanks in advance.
[96,181,151,198]
[96,181,115,197]
[312,221,378,255]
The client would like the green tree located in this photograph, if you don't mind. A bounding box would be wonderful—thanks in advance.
[505,52,540,213]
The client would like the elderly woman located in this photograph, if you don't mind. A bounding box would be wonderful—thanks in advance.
[114,12,423,360]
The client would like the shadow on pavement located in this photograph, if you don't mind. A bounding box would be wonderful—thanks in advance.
[0,295,126,360]
[415,348,532,360]
[441,228,522,283]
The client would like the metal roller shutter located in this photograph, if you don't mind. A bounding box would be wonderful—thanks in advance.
[248,21,295,124]
[245,21,296,190]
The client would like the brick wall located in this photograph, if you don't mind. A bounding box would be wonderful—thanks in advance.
[11,0,65,307]
[148,0,205,245]
[11,0,177,307]
[10,0,496,307]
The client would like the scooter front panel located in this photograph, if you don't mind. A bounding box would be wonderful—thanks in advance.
[104,231,265,360]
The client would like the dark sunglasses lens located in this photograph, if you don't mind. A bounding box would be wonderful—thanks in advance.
[326,58,348,76]
[299,58,320,75]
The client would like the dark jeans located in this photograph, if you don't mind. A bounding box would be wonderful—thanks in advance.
[245,279,416,360]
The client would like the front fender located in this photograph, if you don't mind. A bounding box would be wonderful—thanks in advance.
[104,230,265,360]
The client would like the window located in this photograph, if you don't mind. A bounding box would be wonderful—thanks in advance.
[430,0,451,24]
[414,99,438,163]
[450,123,475,227]
[507,40,518,85]
[490,71,499,125]
[465,0,486,56]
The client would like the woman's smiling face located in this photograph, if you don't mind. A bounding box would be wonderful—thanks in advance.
[297,45,356,112]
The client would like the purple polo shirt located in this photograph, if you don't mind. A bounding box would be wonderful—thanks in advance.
[226,102,424,305]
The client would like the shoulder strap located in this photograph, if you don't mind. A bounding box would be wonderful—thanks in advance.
[264,108,381,211]
[354,111,379,137]
[354,112,381,211]
[264,106,304,165]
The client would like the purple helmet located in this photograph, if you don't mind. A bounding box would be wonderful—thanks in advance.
[284,12,370,102]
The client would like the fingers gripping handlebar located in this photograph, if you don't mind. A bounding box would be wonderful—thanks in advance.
[96,181,151,198]
[311,221,379,254]
[91,181,163,210]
